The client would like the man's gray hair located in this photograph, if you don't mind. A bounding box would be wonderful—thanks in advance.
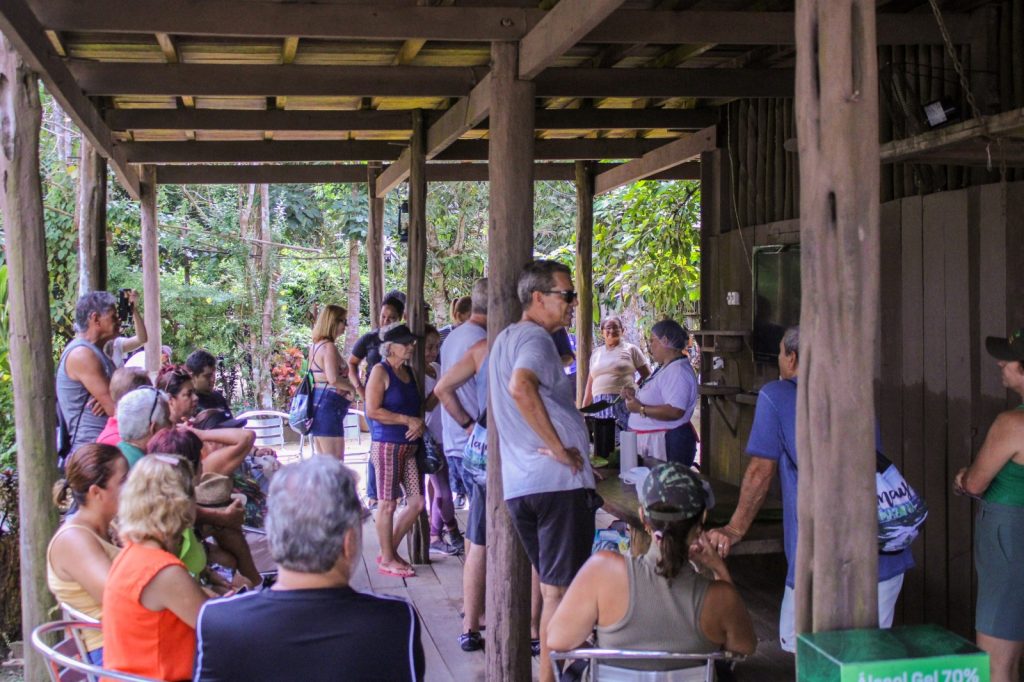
[267,456,362,573]
[470,277,488,315]
[782,325,800,356]
[517,260,572,308]
[117,387,170,441]
[75,291,117,333]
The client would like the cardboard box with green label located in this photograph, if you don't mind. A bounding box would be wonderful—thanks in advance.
[798,624,989,682]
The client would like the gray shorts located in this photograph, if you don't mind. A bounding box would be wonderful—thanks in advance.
[465,480,487,546]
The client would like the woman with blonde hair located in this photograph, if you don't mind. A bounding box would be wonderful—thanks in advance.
[47,443,127,665]
[309,304,357,459]
[102,454,209,681]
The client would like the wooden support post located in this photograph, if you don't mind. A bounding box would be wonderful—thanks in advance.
[76,138,107,295]
[0,35,59,682]
[794,0,880,636]
[405,110,430,565]
[486,41,535,682]
[575,161,595,405]
[367,162,385,318]
[140,165,162,375]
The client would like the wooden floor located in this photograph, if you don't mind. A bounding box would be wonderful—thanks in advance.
[282,437,795,682]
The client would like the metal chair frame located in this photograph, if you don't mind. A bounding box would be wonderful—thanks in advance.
[549,648,745,682]
[31,620,161,682]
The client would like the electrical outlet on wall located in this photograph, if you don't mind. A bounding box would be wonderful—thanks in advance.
[726,291,741,306]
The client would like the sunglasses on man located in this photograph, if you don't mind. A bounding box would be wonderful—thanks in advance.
[543,290,577,304]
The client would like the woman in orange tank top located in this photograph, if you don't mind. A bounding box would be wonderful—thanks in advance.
[102,454,209,681]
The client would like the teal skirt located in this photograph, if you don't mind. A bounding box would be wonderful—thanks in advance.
[975,499,1024,640]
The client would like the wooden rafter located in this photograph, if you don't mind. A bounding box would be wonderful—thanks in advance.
[879,107,1024,165]
[105,106,718,133]
[518,0,625,80]
[30,1,969,46]
[376,76,492,196]
[0,0,140,198]
[275,36,300,110]
[594,125,715,194]
[118,137,668,164]
[154,161,700,185]
[71,63,793,99]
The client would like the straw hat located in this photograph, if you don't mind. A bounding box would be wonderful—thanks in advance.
[196,472,238,507]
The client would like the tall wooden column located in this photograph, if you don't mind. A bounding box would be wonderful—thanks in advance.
[0,36,59,682]
[140,166,162,374]
[486,41,535,682]
[367,162,385,318]
[794,0,880,636]
[76,139,107,295]
[405,110,430,564]
[574,161,595,404]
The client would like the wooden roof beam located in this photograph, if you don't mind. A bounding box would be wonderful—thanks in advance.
[33,1,538,42]
[70,63,792,99]
[154,161,701,185]
[118,138,668,164]
[879,107,1024,164]
[275,37,299,110]
[594,125,715,194]
[105,106,718,132]
[518,0,625,80]
[0,0,140,199]
[375,75,492,196]
[378,0,623,196]
[31,2,969,46]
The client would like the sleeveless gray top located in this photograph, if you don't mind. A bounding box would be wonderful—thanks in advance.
[57,337,115,452]
[595,544,718,671]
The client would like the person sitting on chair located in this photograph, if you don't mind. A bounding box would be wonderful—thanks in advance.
[194,456,425,682]
[547,462,756,677]
[102,454,209,682]
[47,443,128,666]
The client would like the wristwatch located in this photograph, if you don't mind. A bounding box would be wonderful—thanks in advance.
[640,404,647,418]
[460,418,473,429]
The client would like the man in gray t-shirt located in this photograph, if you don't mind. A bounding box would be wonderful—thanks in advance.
[439,278,488,505]
[489,260,595,682]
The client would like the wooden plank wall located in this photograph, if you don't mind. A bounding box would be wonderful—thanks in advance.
[702,181,1024,636]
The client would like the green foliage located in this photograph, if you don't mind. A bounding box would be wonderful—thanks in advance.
[0,265,13,470]
[594,180,701,327]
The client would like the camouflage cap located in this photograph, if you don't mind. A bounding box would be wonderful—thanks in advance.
[639,462,707,522]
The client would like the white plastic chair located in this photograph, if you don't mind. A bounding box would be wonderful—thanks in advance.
[31,621,161,682]
[549,648,744,682]
[237,410,290,448]
[59,602,99,674]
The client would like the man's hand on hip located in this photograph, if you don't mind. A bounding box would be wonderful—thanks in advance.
[539,445,584,473]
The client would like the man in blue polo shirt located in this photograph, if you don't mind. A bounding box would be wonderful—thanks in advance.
[707,325,914,653]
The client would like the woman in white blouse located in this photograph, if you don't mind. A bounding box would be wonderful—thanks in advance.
[582,317,651,452]
[621,319,699,466]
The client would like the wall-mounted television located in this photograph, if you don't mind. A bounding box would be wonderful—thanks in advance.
[752,244,801,363]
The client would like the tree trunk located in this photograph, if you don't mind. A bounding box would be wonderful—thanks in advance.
[794,0,881,637]
[256,184,275,409]
[346,235,361,354]
[76,139,107,296]
[574,161,595,406]
[0,35,59,682]
[486,41,535,682]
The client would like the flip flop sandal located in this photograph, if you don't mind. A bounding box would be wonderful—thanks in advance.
[378,564,415,578]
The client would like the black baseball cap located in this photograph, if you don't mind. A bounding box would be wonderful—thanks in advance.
[985,327,1024,363]
[381,324,421,345]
